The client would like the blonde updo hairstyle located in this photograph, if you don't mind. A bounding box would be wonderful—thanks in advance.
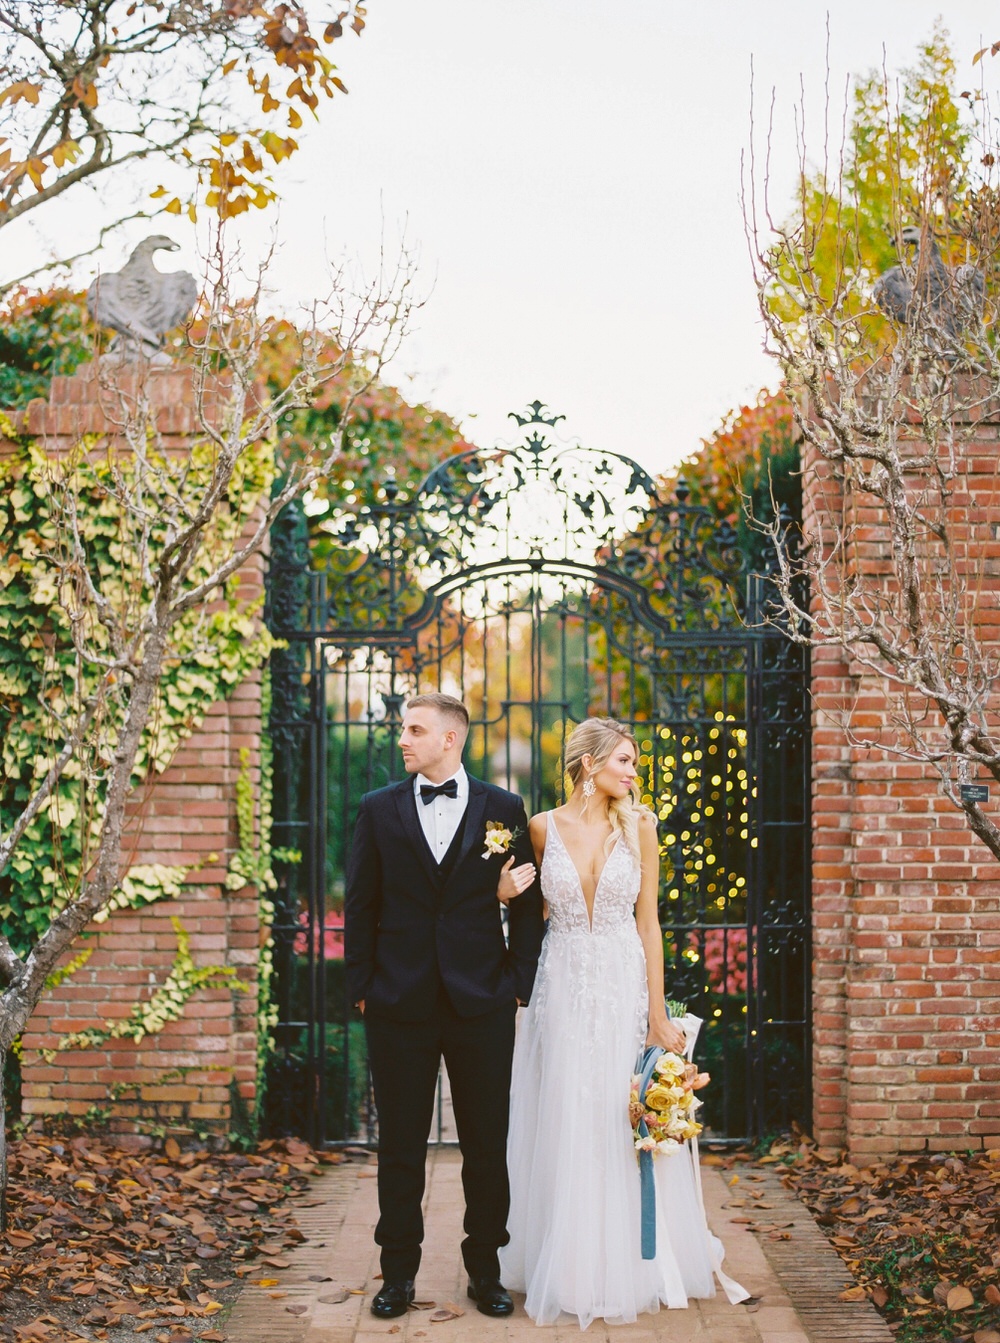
[563,717,652,862]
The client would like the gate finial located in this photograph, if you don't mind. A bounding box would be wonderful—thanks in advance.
[508,401,566,429]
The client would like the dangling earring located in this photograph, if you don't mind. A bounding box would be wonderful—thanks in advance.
[582,776,596,799]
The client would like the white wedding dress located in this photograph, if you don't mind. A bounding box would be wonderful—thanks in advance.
[499,812,748,1329]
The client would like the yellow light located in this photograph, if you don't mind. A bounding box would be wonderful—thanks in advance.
[713,1008,722,1017]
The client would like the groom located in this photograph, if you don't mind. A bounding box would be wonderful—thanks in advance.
[344,693,544,1319]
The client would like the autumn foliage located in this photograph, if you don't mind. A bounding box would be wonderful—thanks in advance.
[782,1143,1000,1342]
[0,1,366,242]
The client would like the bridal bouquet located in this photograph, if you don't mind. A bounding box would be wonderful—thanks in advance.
[629,1051,709,1155]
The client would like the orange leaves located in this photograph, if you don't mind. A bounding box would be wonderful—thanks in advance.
[782,1142,1000,1338]
[0,80,41,107]
[0,1133,321,1340]
[240,142,263,174]
[69,77,97,110]
[50,140,80,169]
[0,0,365,233]
[258,131,297,163]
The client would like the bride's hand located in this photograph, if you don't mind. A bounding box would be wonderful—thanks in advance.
[646,1019,687,1054]
[497,857,535,904]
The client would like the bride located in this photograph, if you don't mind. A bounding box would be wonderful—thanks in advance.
[496,717,749,1328]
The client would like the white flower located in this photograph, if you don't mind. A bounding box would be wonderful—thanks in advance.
[481,820,516,860]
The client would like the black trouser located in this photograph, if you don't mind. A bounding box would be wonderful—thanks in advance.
[364,995,516,1284]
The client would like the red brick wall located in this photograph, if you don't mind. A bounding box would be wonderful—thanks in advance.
[4,364,263,1135]
[804,406,1000,1160]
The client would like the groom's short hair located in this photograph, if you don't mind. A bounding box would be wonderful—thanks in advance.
[406,692,470,742]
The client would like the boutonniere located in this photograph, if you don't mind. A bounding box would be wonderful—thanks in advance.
[481,820,522,860]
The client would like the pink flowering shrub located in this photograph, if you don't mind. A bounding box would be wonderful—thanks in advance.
[692,926,747,995]
[294,911,345,959]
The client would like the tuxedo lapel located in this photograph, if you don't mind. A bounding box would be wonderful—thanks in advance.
[444,776,488,890]
[392,779,441,893]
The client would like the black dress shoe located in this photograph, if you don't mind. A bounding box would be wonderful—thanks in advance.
[467,1276,514,1317]
[371,1280,415,1318]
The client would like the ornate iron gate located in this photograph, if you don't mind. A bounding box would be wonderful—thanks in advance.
[264,405,810,1146]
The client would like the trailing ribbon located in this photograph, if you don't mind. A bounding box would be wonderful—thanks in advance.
[634,1043,664,1260]
[635,1011,750,1298]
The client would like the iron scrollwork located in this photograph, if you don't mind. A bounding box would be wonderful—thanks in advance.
[264,406,812,1146]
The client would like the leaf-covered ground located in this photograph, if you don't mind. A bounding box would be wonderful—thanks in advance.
[778,1139,1000,1343]
[0,1133,340,1343]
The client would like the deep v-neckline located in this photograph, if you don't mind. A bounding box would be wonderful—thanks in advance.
[548,811,621,932]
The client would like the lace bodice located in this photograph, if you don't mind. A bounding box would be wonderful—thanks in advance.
[542,811,641,935]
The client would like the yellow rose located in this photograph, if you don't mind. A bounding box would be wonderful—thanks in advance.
[642,1085,677,1113]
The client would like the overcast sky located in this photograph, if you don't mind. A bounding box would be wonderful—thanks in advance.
[8,2,997,475]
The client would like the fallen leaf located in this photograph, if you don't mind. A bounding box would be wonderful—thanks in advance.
[429,1302,465,1322]
[871,1286,889,1308]
[839,1285,866,1302]
[285,1304,307,1316]
[318,1291,350,1305]
[946,1285,975,1311]
[974,1331,1000,1343]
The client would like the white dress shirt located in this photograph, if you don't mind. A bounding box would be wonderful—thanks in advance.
[414,766,468,863]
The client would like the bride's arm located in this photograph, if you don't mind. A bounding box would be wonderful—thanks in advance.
[635,813,686,1054]
[496,812,545,905]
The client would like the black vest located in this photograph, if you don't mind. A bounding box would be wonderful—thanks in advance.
[436,808,468,885]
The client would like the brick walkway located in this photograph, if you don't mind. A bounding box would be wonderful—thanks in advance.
[225,1149,893,1343]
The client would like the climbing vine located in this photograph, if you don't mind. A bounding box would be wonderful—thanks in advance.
[224,677,300,1125]
[38,919,243,1060]
[0,427,278,958]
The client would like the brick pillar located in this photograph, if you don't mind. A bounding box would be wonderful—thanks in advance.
[4,363,263,1135]
[805,401,1000,1159]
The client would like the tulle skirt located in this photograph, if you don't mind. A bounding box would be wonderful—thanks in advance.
[499,926,723,1329]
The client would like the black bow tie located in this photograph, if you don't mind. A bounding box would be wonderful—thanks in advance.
[420,779,459,805]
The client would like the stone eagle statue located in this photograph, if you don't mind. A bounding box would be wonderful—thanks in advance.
[87,235,198,362]
[873,224,985,340]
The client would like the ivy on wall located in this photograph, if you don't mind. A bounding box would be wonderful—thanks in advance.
[0,427,277,955]
[0,415,281,1127]
[38,918,244,1061]
[224,686,301,1123]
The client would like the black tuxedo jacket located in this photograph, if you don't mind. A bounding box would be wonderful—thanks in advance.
[344,775,544,1020]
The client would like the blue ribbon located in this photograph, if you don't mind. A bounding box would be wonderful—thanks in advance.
[635,1043,664,1260]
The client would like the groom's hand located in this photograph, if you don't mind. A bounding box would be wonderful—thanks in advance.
[497,857,535,904]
